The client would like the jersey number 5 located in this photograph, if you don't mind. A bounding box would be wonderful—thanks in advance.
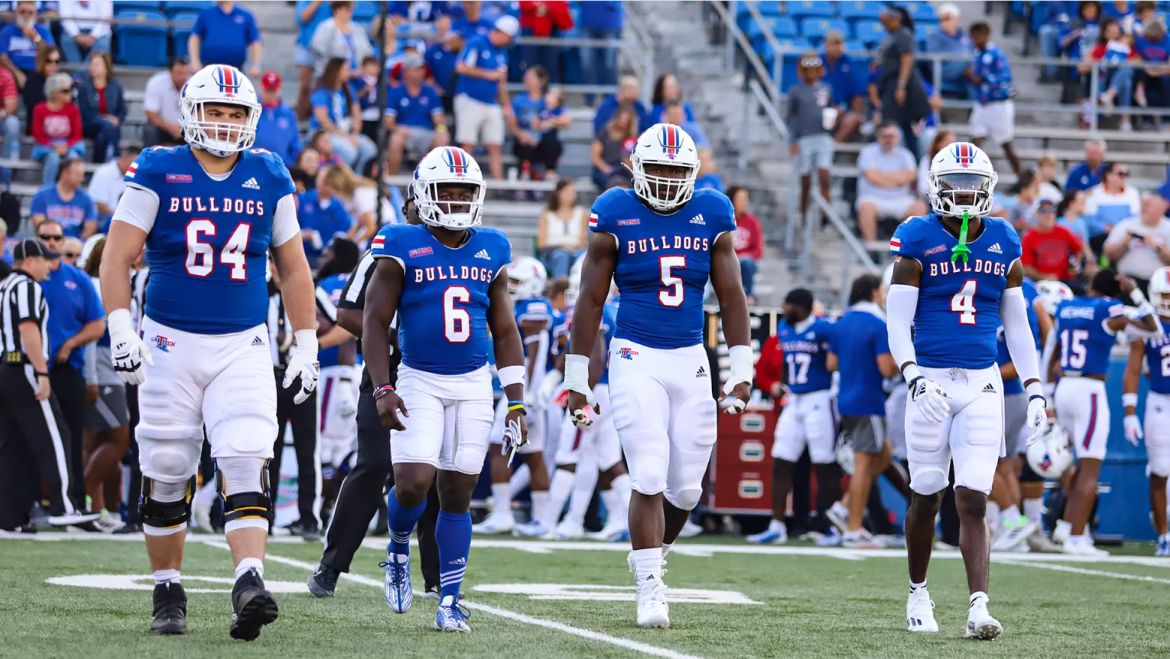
[444,286,471,343]
[186,219,251,280]
[951,279,977,325]
[659,256,686,307]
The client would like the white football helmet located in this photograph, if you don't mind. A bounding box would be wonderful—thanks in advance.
[412,147,485,230]
[926,141,998,218]
[629,123,700,213]
[1036,279,1074,315]
[508,256,547,301]
[180,65,261,158]
[1149,266,1170,316]
[1026,422,1074,479]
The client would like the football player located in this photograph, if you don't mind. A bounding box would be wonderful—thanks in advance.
[99,65,319,640]
[565,124,752,629]
[887,142,1045,639]
[363,146,528,633]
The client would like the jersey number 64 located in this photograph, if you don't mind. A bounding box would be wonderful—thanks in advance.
[186,219,251,280]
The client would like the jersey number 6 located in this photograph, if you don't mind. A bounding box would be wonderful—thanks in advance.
[659,255,686,307]
[951,279,977,325]
[185,219,251,280]
[444,286,471,343]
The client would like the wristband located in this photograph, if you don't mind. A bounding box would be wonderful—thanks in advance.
[563,354,590,389]
[35,371,49,378]
[901,362,923,384]
[436,124,449,133]
[1025,381,1044,400]
[726,344,753,387]
[373,384,395,399]
[498,364,525,389]
[1123,392,1139,408]
[1130,288,1148,305]
[507,399,527,414]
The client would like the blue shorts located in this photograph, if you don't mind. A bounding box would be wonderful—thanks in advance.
[295,45,314,68]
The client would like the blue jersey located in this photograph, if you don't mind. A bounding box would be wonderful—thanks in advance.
[317,274,348,368]
[891,214,1023,369]
[515,296,553,378]
[1144,332,1170,395]
[1054,296,1125,376]
[371,224,511,375]
[830,304,889,416]
[590,187,736,350]
[126,145,296,335]
[777,316,835,394]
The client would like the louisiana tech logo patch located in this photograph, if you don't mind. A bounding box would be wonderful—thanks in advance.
[152,335,176,352]
[617,347,638,360]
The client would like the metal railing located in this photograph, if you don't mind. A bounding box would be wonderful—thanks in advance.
[705,0,783,105]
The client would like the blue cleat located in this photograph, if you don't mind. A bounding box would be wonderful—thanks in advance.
[434,595,472,633]
[379,548,412,614]
[746,523,787,544]
[512,520,551,538]
[1157,534,1170,557]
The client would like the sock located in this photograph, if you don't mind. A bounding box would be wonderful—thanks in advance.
[153,569,180,585]
[235,556,263,580]
[530,490,548,523]
[969,591,988,608]
[768,518,785,534]
[1070,533,1088,546]
[662,542,673,558]
[565,467,597,527]
[542,469,575,529]
[1002,505,1023,526]
[1023,497,1042,524]
[986,502,1001,530]
[491,483,512,517]
[909,579,926,593]
[829,501,848,518]
[600,488,622,527]
[1055,519,1072,538]
[509,464,530,498]
[436,510,472,600]
[631,547,662,584]
[609,473,632,521]
[386,487,427,555]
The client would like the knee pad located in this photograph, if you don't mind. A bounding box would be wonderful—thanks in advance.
[909,465,949,496]
[664,486,702,512]
[623,430,668,495]
[215,457,273,532]
[140,475,195,536]
[147,443,200,480]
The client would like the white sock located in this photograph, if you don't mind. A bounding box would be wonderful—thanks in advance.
[600,489,623,528]
[986,502,1001,530]
[969,591,988,608]
[530,490,549,523]
[153,569,180,585]
[1055,519,1072,537]
[830,501,848,517]
[631,547,662,584]
[768,519,786,534]
[509,464,530,497]
[1002,505,1022,526]
[235,556,264,580]
[609,473,632,519]
[909,579,926,593]
[662,542,673,558]
[491,483,512,515]
[565,467,597,526]
[1023,497,1042,523]
[542,469,575,529]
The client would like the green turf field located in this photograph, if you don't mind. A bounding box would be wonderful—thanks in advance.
[2,534,1168,659]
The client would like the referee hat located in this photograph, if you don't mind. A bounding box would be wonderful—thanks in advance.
[13,236,59,260]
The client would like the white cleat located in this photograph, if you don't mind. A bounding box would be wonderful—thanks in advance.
[991,518,1038,552]
[585,520,627,542]
[47,511,101,527]
[434,595,471,633]
[678,519,703,538]
[512,520,552,539]
[826,502,849,533]
[472,512,514,535]
[906,589,939,633]
[1156,534,1170,557]
[841,528,881,549]
[746,524,787,545]
[554,520,585,540]
[1052,520,1072,546]
[1062,539,1109,557]
[1026,528,1062,553]
[965,598,1003,640]
[635,576,670,629]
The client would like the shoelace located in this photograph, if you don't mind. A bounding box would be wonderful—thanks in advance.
[379,558,409,586]
[442,601,472,624]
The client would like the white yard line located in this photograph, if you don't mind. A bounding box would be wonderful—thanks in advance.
[202,541,709,659]
[997,559,1170,585]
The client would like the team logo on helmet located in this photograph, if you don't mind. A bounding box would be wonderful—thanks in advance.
[659,124,681,160]
[214,66,241,98]
[442,148,468,176]
[951,143,973,168]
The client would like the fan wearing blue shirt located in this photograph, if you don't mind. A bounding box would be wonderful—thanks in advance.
[578,0,624,93]
[592,76,651,136]
[189,1,262,77]
[967,22,1020,177]
[311,57,377,176]
[0,1,54,78]
[299,184,354,269]
[426,19,460,101]
[821,32,866,142]
[827,274,900,547]
[31,159,98,239]
[385,55,448,175]
[254,72,303,167]
[1065,139,1108,192]
[454,15,518,181]
[445,0,494,52]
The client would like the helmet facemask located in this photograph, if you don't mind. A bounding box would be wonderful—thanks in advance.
[182,99,260,158]
[414,180,484,230]
[630,157,699,213]
[928,171,995,218]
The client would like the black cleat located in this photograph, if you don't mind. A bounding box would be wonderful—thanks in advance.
[285,520,321,542]
[307,563,338,598]
[230,568,279,641]
[113,522,143,534]
[151,581,188,635]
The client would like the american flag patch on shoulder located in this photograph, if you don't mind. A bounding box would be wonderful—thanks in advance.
[126,163,138,178]
[372,235,385,250]
[889,237,901,253]
[589,213,598,228]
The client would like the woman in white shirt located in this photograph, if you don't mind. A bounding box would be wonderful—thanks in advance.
[1084,162,1142,255]
[320,163,398,247]
[537,179,588,278]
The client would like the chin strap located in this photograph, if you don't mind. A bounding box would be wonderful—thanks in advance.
[950,211,972,263]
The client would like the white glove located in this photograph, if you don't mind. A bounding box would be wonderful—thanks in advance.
[1124,414,1144,446]
[909,376,951,424]
[335,379,357,419]
[537,368,563,404]
[563,354,596,427]
[1024,394,1048,446]
[108,308,152,386]
[283,329,320,404]
[502,416,525,465]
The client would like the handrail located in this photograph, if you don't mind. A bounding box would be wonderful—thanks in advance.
[743,0,792,106]
[748,78,790,141]
[705,0,782,105]
[810,188,879,274]
[621,6,658,102]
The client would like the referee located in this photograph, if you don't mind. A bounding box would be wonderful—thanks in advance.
[0,238,100,531]
[309,188,443,597]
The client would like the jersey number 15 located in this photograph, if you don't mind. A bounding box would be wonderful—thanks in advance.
[186,219,251,280]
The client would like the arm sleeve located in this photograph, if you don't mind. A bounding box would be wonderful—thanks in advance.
[110,184,160,234]
[886,284,920,377]
[271,194,301,247]
[1001,286,1041,385]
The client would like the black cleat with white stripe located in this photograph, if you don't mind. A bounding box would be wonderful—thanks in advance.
[230,568,279,641]
[151,581,187,635]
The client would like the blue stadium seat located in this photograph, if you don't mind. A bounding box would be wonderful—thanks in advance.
[115,9,169,67]
[800,18,849,44]
[898,1,938,24]
[353,1,379,21]
[162,0,210,14]
[852,20,886,48]
[762,38,813,93]
[747,16,797,53]
[736,0,782,34]
[113,1,161,11]
[838,1,883,24]
[787,1,836,20]
[170,10,200,58]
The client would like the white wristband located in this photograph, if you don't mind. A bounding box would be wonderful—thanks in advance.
[1122,392,1139,408]
[498,364,526,388]
[902,362,923,384]
[108,308,133,338]
[1025,381,1044,400]
[726,344,753,386]
[563,354,590,390]
[1130,288,1148,305]
[292,328,318,355]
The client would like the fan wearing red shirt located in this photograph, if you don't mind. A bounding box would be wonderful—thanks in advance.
[755,332,784,400]
[728,186,765,303]
[31,72,84,186]
[518,1,573,83]
[1021,198,1084,283]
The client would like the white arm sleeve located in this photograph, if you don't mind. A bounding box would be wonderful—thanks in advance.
[110,184,160,234]
[1000,286,1042,389]
[271,194,301,247]
[886,284,921,382]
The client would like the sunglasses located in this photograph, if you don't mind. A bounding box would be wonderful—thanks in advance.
[1115,171,1130,177]
[62,252,79,258]
[38,233,64,241]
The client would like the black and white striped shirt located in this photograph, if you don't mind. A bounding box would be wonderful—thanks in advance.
[1,270,50,364]
[129,265,150,336]
[266,285,338,368]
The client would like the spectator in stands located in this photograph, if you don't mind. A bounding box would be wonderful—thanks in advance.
[0,1,53,90]
[310,129,343,167]
[76,52,124,163]
[1060,1,1101,68]
[295,147,321,187]
[426,15,460,111]
[60,236,82,267]
[296,1,332,119]
[1085,161,1142,254]
[510,65,556,179]
[820,30,865,143]
[88,145,138,232]
[454,14,519,181]
[21,45,59,129]
[967,21,1021,177]
[593,75,649,135]
[1103,0,1134,23]
[578,0,623,101]
[254,71,302,168]
[1008,170,1043,230]
[352,55,380,144]
[787,55,834,224]
[1135,19,1170,110]
[143,55,190,148]
[591,105,637,190]
[727,186,763,304]
[0,218,9,271]
[446,0,495,53]
[695,157,724,193]
[1083,17,1139,131]
[917,129,956,199]
[311,1,373,79]
[663,101,709,153]
[298,173,354,269]
[325,163,397,240]
[311,57,377,176]
[536,179,588,278]
[1058,189,1092,244]
[648,73,695,125]
[1103,193,1170,290]
[1021,199,1086,283]
[1035,154,1065,203]
[190,2,262,78]
[385,54,449,176]
[1066,138,1108,191]
[926,3,974,100]
[0,63,18,187]
[1038,2,1074,80]
[57,0,111,64]
[32,73,84,186]
[31,157,97,239]
[856,122,926,245]
[518,0,573,84]
[875,5,930,160]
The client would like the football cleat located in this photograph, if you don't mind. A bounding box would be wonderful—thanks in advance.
[635,576,670,629]
[991,517,1038,552]
[230,568,279,641]
[586,520,628,542]
[906,588,938,633]
[678,519,703,538]
[841,528,881,549]
[307,563,339,598]
[1156,534,1170,557]
[512,520,552,539]
[434,595,472,633]
[965,596,1003,640]
[472,512,514,534]
[746,523,787,545]
[150,581,188,635]
[1052,520,1072,545]
[554,519,586,540]
[1062,538,1109,557]
[1026,528,1061,553]
[47,511,101,526]
[826,502,849,533]
[192,488,214,532]
[380,550,412,613]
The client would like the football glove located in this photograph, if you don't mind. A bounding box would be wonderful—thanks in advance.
[283,329,320,404]
[1024,394,1048,446]
[1123,414,1144,446]
[502,417,525,466]
[563,354,596,427]
[909,376,951,424]
[108,309,152,386]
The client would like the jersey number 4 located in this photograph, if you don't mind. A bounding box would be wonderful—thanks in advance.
[186,219,251,280]
[951,279,978,325]
[659,256,686,307]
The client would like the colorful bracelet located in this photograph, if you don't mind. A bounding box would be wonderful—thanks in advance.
[507,399,527,413]
[373,384,395,400]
